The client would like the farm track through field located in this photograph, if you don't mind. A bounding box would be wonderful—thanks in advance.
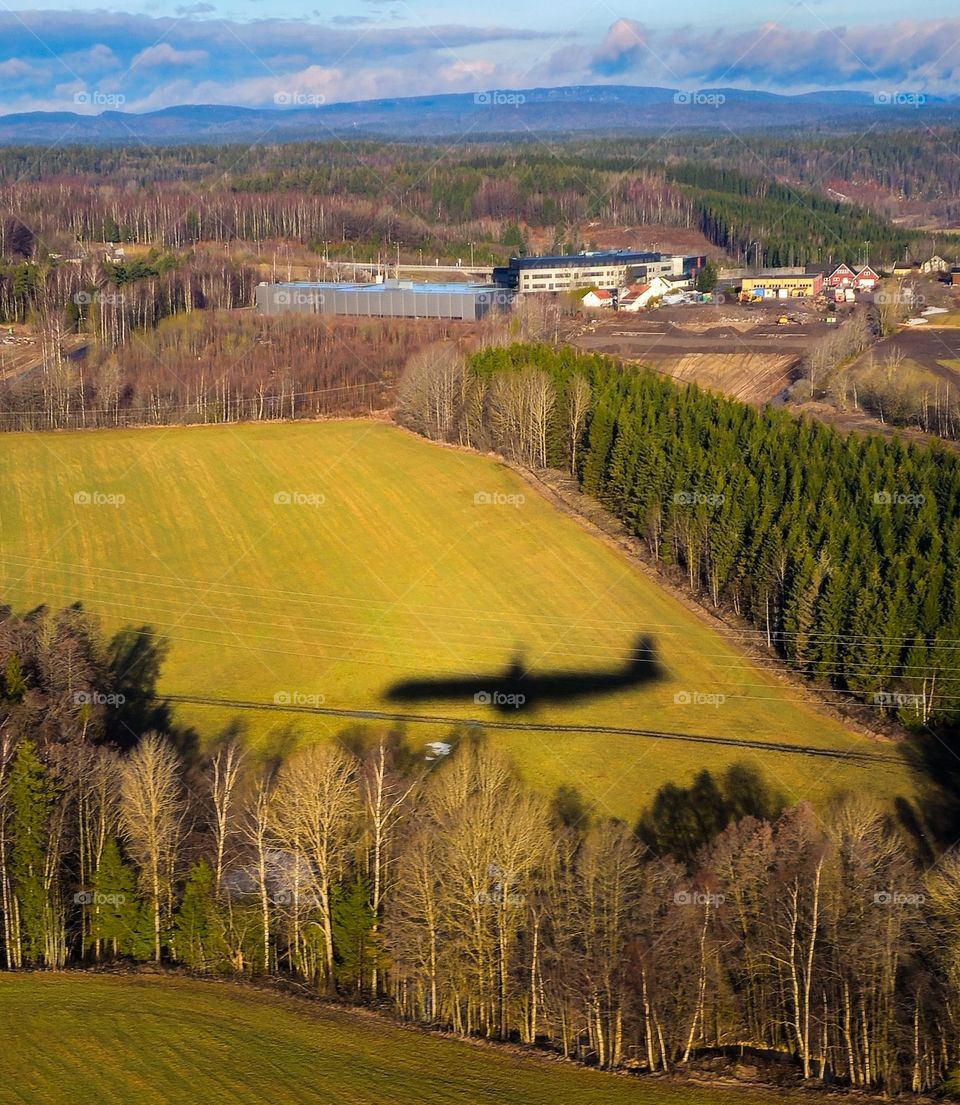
[166,694,902,765]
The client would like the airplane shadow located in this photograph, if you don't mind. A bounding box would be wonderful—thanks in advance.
[384,634,663,714]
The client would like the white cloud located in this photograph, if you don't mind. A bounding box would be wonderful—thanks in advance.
[131,43,210,69]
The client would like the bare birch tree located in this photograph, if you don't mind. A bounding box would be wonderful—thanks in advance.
[118,733,184,962]
[272,742,359,989]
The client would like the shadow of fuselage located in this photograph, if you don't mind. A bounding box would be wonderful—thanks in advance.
[384,635,662,713]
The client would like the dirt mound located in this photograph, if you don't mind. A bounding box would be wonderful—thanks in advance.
[646,353,800,403]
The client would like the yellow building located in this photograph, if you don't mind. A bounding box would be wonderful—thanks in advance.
[740,273,824,299]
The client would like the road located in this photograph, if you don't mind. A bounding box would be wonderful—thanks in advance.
[166,693,900,765]
[396,264,495,278]
[0,336,89,383]
[313,262,495,280]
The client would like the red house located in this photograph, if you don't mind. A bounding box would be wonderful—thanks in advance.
[855,266,881,290]
[827,264,856,288]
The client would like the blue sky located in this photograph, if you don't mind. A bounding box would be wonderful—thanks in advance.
[1,2,959,113]
[9,0,957,25]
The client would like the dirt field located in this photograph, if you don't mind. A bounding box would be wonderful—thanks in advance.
[848,323,960,388]
[644,353,799,402]
[0,326,88,383]
[568,301,827,403]
[842,276,960,394]
[789,399,958,447]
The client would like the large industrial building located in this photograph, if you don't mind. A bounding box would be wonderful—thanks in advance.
[492,250,700,293]
[256,279,511,321]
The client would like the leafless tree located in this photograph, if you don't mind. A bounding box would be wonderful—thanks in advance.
[567,374,591,474]
[118,732,184,962]
[272,742,360,988]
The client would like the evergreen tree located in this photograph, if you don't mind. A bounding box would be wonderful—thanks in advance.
[332,877,379,995]
[695,260,719,293]
[8,739,58,966]
[174,859,230,973]
[425,342,960,720]
[87,837,152,961]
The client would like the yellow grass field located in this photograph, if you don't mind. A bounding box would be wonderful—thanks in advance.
[0,420,910,819]
[0,974,777,1105]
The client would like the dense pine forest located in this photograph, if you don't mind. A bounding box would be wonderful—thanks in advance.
[0,601,958,1095]
[651,132,960,227]
[401,344,960,727]
[665,165,915,267]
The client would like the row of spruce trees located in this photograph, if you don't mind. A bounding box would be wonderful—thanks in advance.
[460,345,960,727]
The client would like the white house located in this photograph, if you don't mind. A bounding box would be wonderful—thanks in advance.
[581,288,615,309]
[619,276,672,311]
[660,273,694,292]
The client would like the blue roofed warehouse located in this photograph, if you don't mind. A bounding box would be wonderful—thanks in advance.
[256,279,513,321]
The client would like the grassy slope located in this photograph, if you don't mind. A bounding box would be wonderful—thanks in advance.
[0,974,771,1105]
[0,420,909,818]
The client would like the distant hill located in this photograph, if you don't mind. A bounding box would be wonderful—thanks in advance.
[2,85,959,144]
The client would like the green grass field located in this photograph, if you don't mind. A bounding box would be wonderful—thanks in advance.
[0,420,909,818]
[0,974,774,1105]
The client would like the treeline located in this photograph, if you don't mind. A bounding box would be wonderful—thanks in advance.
[2,601,959,1095]
[0,163,690,259]
[0,142,691,234]
[0,141,931,328]
[400,344,960,726]
[563,132,960,238]
[0,311,466,430]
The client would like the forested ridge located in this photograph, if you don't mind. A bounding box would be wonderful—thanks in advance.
[0,136,933,289]
[665,164,914,267]
[402,344,960,727]
[652,130,960,226]
[1,602,960,1095]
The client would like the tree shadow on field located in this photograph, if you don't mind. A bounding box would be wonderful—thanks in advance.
[635,762,786,864]
[896,728,960,862]
[334,722,425,776]
[105,625,173,751]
